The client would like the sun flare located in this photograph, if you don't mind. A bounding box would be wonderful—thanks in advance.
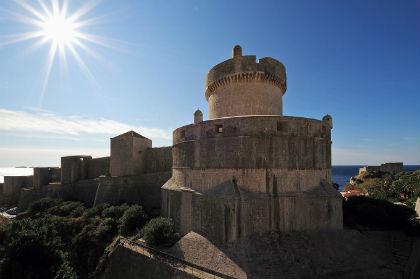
[0,0,114,106]
[41,13,77,47]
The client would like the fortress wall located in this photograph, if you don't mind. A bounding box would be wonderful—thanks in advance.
[359,163,403,175]
[174,116,329,142]
[50,168,61,183]
[70,179,101,206]
[18,184,65,211]
[173,133,330,170]
[208,82,283,118]
[170,116,331,194]
[33,167,61,189]
[17,180,97,211]
[0,183,3,195]
[163,115,337,243]
[144,147,172,173]
[380,163,403,174]
[94,171,171,212]
[87,157,110,179]
[18,179,99,211]
[61,156,92,184]
[3,175,33,195]
[162,187,342,244]
[172,116,331,171]
[171,168,330,193]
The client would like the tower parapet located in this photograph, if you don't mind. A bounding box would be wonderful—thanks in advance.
[205,45,287,119]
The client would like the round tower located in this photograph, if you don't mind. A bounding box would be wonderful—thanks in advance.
[162,46,342,244]
[205,45,287,119]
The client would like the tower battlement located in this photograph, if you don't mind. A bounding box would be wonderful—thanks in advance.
[205,45,287,119]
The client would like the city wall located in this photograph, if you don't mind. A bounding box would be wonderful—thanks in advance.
[144,147,172,174]
[94,171,171,213]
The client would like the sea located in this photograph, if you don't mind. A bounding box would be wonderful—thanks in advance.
[332,165,420,191]
[1,166,419,191]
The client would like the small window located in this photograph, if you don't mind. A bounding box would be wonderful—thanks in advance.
[216,124,223,133]
[276,121,282,131]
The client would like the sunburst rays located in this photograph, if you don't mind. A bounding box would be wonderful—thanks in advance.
[0,0,115,107]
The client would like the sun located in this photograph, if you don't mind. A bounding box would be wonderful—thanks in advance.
[0,0,114,106]
[41,12,77,47]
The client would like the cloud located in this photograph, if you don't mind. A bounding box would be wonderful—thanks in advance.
[0,108,171,141]
[0,146,109,168]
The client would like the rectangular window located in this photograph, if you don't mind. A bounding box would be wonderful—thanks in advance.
[216,124,223,133]
[277,121,282,131]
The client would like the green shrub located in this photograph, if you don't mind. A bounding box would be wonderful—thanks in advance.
[82,203,110,219]
[71,217,117,278]
[48,201,85,217]
[102,204,129,219]
[118,205,148,236]
[140,217,177,246]
[0,217,75,279]
[28,197,62,215]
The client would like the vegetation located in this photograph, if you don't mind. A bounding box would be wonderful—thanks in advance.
[343,196,418,231]
[118,205,148,236]
[140,217,178,246]
[0,198,153,279]
[344,170,420,209]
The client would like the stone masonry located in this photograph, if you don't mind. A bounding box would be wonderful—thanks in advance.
[162,45,343,244]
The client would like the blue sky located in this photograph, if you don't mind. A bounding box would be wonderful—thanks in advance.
[0,0,419,167]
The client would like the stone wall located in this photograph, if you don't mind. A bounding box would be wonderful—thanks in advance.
[110,132,152,177]
[359,162,403,175]
[87,157,110,179]
[163,114,341,243]
[380,162,403,174]
[144,147,172,174]
[163,181,342,243]
[94,172,171,212]
[208,81,283,119]
[3,175,33,195]
[205,47,287,119]
[61,156,92,184]
[172,116,331,170]
[18,178,101,211]
[18,183,65,211]
[33,167,61,189]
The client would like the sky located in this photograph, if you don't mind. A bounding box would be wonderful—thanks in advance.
[0,0,419,167]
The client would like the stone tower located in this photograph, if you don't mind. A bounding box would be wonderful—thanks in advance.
[110,131,152,177]
[206,45,286,119]
[162,46,342,244]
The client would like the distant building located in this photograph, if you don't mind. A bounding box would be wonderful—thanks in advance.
[358,162,403,175]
